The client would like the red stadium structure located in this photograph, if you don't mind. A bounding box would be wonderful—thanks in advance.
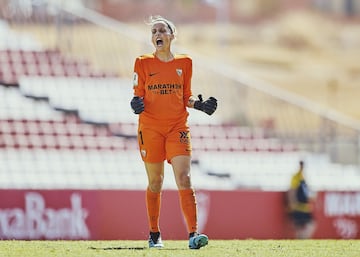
[0,189,359,240]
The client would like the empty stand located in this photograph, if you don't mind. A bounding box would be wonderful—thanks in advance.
[19,76,136,124]
[0,118,138,151]
[3,78,356,190]
[0,49,118,85]
[0,18,359,191]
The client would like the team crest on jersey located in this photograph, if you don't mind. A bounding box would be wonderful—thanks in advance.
[141,149,146,157]
[133,72,138,86]
[176,69,182,76]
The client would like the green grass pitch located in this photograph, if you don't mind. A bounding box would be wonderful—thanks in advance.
[0,239,359,257]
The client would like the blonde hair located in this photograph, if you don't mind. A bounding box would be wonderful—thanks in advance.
[146,15,176,36]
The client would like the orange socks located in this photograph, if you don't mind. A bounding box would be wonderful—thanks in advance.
[146,188,198,234]
[179,188,198,233]
[146,187,161,232]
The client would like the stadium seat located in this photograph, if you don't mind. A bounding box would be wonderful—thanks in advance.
[1,18,359,192]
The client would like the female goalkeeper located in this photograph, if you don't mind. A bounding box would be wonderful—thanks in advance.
[130,15,217,249]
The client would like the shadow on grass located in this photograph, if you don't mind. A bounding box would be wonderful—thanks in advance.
[89,246,146,250]
[89,246,186,251]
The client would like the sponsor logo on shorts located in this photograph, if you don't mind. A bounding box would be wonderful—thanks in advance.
[179,131,190,144]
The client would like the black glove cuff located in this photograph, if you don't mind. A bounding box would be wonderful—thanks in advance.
[194,100,203,111]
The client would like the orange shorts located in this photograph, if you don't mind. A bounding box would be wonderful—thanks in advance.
[137,121,192,163]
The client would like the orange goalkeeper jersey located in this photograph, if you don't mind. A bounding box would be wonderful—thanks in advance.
[132,53,193,125]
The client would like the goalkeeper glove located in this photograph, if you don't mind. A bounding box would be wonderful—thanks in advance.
[194,94,217,115]
[130,96,144,114]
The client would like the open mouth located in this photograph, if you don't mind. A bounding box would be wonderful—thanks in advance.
[156,38,163,47]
